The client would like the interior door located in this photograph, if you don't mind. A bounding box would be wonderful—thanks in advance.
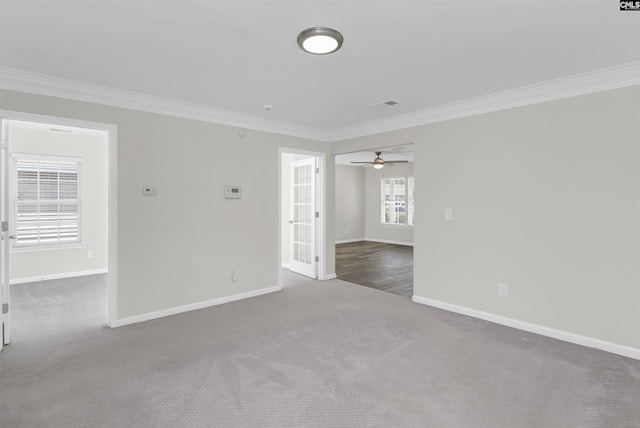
[289,157,316,278]
[1,119,10,350]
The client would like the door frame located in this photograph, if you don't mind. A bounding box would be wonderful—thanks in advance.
[278,147,328,286]
[0,110,118,330]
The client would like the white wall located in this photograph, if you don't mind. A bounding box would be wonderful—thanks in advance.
[334,165,364,242]
[363,162,413,245]
[8,121,108,281]
[334,85,640,353]
[0,89,335,321]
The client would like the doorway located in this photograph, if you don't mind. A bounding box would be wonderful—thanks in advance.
[334,145,414,297]
[279,148,326,284]
[0,111,117,351]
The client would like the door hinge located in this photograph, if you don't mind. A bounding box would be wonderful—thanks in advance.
[2,303,8,314]
[316,167,319,174]
[315,256,319,262]
[315,212,319,218]
[1,221,7,232]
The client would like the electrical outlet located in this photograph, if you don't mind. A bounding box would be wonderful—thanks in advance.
[498,283,509,297]
[88,250,94,259]
[231,270,238,282]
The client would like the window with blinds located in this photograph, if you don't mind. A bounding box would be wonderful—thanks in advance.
[13,156,82,247]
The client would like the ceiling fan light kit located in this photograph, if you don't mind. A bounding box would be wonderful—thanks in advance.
[351,151,409,169]
[297,27,343,55]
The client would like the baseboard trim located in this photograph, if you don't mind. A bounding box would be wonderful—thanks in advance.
[111,285,281,328]
[335,238,365,244]
[364,238,414,247]
[10,268,108,285]
[412,295,640,361]
[281,263,291,269]
[321,273,337,280]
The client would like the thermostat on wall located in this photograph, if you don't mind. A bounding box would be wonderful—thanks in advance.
[224,186,241,199]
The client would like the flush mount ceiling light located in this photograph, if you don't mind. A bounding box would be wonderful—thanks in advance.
[297,27,343,55]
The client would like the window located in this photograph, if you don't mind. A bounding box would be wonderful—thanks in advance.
[381,176,414,226]
[13,155,82,247]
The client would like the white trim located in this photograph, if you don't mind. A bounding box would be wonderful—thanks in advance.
[10,268,108,285]
[0,67,330,142]
[111,285,281,328]
[412,295,640,361]
[364,237,414,247]
[335,238,365,244]
[320,273,337,280]
[330,61,640,141]
[281,263,291,270]
[2,62,640,143]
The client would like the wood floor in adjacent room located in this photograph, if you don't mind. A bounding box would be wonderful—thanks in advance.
[335,241,413,298]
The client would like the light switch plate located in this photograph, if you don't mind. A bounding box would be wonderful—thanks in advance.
[445,208,453,222]
[143,186,157,196]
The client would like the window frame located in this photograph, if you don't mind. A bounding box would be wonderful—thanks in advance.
[380,176,414,227]
[11,153,83,251]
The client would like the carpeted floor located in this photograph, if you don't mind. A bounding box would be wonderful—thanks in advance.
[1,271,639,427]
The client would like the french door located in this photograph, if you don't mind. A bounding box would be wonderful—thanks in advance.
[289,157,316,278]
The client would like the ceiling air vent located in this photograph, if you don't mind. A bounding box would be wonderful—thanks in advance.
[373,100,401,108]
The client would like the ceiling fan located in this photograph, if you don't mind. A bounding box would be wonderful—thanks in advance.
[351,151,409,169]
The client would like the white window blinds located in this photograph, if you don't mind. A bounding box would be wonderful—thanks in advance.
[14,156,82,246]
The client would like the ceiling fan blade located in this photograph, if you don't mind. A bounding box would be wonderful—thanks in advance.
[350,161,374,164]
[385,160,409,163]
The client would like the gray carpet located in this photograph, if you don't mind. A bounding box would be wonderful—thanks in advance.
[1,271,639,427]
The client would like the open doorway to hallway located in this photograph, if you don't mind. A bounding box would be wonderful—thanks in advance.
[334,144,414,297]
[1,114,114,350]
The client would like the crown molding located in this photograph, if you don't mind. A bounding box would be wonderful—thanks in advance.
[0,67,332,142]
[330,60,640,141]
[2,62,639,143]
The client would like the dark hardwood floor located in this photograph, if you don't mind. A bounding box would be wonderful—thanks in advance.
[335,241,413,298]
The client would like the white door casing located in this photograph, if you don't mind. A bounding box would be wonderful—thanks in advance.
[289,157,316,278]
[1,120,11,349]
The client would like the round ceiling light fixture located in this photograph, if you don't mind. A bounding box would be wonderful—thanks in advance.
[297,27,343,55]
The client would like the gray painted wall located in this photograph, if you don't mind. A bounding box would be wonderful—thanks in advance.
[334,165,364,242]
[334,85,640,351]
[0,89,335,320]
[4,84,639,353]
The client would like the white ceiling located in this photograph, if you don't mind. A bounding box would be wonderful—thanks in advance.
[1,1,639,141]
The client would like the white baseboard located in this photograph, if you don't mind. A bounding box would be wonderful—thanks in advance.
[281,263,291,269]
[111,285,281,328]
[364,238,414,247]
[335,238,365,244]
[320,273,337,280]
[10,268,108,285]
[412,295,640,361]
